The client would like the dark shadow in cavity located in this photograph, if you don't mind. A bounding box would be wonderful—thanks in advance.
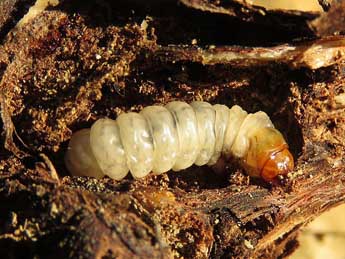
[54,0,315,47]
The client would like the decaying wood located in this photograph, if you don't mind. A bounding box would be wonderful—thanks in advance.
[0,91,28,158]
[318,0,331,11]
[179,0,318,37]
[0,0,36,40]
[0,0,345,258]
[311,0,345,36]
[155,36,345,69]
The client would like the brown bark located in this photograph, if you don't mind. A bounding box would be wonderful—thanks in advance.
[0,0,345,258]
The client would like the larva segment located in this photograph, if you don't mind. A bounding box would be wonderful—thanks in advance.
[222,105,248,156]
[230,111,274,159]
[208,104,230,165]
[165,101,199,171]
[117,112,154,178]
[190,101,216,166]
[140,106,179,174]
[90,119,128,180]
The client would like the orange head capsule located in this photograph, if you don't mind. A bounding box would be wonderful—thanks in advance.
[260,147,294,182]
[244,127,294,182]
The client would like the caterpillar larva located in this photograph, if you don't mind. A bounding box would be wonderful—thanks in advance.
[65,101,294,182]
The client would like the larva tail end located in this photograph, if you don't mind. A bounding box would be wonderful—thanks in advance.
[65,129,104,179]
[260,148,294,182]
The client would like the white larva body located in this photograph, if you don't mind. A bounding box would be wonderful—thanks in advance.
[65,101,276,180]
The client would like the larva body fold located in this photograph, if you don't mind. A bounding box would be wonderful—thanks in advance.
[140,105,179,174]
[65,101,294,182]
[90,119,128,180]
[165,102,199,171]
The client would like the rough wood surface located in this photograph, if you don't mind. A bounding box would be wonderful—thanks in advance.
[0,0,345,258]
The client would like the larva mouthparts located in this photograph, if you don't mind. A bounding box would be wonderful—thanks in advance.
[65,101,294,182]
